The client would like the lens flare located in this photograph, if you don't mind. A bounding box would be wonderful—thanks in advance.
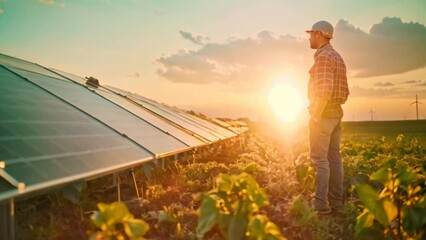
[268,83,303,123]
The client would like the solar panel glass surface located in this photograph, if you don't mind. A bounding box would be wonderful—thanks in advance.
[8,66,189,155]
[0,67,153,201]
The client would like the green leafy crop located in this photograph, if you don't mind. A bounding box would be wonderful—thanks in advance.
[88,202,150,240]
[196,172,286,240]
[355,159,426,240]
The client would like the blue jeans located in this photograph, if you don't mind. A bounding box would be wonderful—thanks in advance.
[309,117,343,209]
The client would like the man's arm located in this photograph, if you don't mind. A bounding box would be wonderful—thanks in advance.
[311,54,334,122]
[310,96,328,123]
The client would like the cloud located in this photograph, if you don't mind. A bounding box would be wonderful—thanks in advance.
[404,80,419,84]
[334,17,426,77]
[37,0,66,7]
[156,17,426,91]
[350,84,426,98]
[350,86,399,98]
[374,82,394,87]
[156,31,309,90]
[179,31,210,45]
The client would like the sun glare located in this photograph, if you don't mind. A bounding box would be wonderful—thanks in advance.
[268,82,304,123]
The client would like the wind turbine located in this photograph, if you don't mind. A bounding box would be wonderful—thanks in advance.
[410,95,422,120]
[369,108,375,121]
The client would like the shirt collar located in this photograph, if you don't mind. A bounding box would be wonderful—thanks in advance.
[314,43,332,57]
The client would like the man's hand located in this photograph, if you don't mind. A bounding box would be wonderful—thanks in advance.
[312,115,321,124]
[310,96,329,123]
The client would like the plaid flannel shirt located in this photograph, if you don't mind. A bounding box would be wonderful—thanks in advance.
[308,43,349,118]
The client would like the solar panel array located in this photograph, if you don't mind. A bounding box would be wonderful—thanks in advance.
[0,53,244,202]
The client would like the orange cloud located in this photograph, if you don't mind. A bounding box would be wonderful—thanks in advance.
[156,31,310,91]
[156,18,426,93]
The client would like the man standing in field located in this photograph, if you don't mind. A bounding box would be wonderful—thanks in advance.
[306,20,349,214]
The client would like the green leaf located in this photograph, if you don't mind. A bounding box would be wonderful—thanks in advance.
[90,211,105,228]
[105,202,131,223]
[402,206,426,231]
[242,163,258,174]
[158,211,176,223]
[217,174,232,192]
[355,225,384,240]
[248,215,264,237]
[356,185,378,210]
[218,214,232,236]
[196,195,219,239]
[247,215,285,240]
[398,169,417,185]
[124,218,150,239]
[97,202,109,212]
[355,209,384,240]
[355,210,374,234]
[264,221,285,239]
[228,213,248,240]
[376,199,397,226]
[288,195,316,227]
[295,164,309,185]
[370,168,389,184]
[356,185,397,226]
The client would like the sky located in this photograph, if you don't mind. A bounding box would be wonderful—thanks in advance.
[0,0,425,123]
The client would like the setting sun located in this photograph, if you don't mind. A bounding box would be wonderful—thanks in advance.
[268,82,304,123]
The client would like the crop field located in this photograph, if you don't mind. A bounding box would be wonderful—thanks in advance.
[342,120,426,140]
[14,121,426,240]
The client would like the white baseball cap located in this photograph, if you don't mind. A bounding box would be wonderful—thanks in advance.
[306,20,334,39]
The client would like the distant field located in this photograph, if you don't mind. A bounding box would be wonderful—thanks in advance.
[342,120,426,140]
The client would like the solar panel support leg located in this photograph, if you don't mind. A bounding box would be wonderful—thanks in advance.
[192,149,197,164]
[112,173,117,187]
[117,175,121,203]
[0,198,15,240]
[131,168,141,199]
[156,158,165,170]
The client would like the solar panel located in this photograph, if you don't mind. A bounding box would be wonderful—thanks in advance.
[211,118,233,128]
[169,107,238,138]
[48,68,87,85]
[104,86,223,142]
[95,89,208,147]
[6,66,190,155]
[45,69,208,147]
[0,54,68,81]
[130,93,237,138]
[0,53,245,204]
[0,66,153,202]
